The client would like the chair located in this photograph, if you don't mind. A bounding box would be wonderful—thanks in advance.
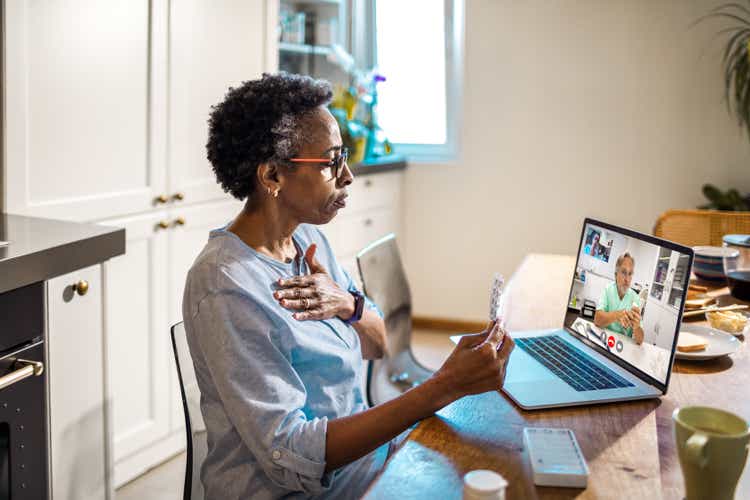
[171,322,207,500]
[356,234,433,407]
[653,209,750,246]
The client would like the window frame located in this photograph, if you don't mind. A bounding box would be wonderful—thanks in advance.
[369,0,464,163]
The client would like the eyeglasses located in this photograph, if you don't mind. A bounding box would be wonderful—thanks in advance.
[287,147,349,180]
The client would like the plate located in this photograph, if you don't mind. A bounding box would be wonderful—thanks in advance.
[674,325,741,361]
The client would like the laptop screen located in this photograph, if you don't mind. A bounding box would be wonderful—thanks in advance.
[564,221,691,385]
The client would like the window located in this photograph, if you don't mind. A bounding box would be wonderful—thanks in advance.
[374,0,463,162]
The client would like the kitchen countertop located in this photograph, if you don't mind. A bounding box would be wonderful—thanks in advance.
[350,155,407,176]
[0,213,125,294]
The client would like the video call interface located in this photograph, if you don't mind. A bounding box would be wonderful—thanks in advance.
[563,223,691,384]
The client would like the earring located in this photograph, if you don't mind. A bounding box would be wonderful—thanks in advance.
[273,190,279,198]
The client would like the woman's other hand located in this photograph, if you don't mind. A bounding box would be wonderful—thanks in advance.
[430,320,515,405]
[274,244,355,321]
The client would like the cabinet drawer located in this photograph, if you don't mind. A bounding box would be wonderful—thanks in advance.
[329,209,399,257]
[347,172,402,212]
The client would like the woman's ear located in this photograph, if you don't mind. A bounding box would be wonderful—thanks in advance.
[257,162,284,198]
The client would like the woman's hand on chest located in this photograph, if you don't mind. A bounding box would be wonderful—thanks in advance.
[273,243,355,322]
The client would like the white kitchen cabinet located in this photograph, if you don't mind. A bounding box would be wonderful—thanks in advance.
[47,265,108,500]
[169,0,268,206]
[641,299,679,350]
[100,212,173,487]
[4,0,161,221]
[4,0,272,221]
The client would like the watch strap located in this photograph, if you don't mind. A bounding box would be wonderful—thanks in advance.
[343,290,365,324]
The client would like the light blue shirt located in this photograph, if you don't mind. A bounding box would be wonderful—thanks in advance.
[182,223,386,499]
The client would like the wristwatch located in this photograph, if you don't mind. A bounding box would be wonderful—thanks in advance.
[343,290,365,325]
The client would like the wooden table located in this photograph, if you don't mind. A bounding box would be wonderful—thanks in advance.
[365,254,749,499]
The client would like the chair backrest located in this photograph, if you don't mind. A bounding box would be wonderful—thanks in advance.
[654,209,750,246]
[171,322,207,500]
[356,234,413,357]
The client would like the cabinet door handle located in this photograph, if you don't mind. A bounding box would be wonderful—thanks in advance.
[172,192,185,201]
[155,194,169,204]
[173,217,186,226]
[364,218,373,227]
[364,179,373,188]
[72,280,89,296]
[0,360,44,391]
[157,220,170,230]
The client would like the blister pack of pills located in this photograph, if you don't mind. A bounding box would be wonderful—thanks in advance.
[488,273,505,322]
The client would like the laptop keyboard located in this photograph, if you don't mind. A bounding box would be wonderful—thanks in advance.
[515,335,634,392]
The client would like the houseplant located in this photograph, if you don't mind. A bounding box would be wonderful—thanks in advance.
[698,2,750,210]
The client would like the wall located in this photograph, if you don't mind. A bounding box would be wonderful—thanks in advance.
[401,0,750,322]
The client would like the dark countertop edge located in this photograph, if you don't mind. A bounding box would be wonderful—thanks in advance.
[350,156,407,176]
[0,228,125,294]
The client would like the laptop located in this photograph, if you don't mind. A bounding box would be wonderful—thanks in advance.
[458,218,694,410]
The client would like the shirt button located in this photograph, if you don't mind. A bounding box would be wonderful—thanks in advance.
[272,450,281,461]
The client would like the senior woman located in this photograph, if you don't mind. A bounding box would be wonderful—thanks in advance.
[182,72,515,500]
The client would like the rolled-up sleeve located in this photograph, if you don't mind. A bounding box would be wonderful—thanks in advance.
[192,288,333,494]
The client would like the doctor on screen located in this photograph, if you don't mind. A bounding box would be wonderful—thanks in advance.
[593,252,644,345]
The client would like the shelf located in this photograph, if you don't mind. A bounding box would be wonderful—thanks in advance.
[653,281,665,286]
[279,42,332,56]
[659,256,671,261]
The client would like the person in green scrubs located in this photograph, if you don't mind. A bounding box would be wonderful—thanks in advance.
[594,252,645,344]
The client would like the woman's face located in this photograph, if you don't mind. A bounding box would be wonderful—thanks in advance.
[279,106,353,225]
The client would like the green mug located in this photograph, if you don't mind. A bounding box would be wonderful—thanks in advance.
[673,406,750,500]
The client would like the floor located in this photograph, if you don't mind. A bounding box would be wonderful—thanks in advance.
[115,328,455,500]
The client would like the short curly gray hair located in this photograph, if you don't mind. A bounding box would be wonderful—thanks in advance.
[206,72,333,200]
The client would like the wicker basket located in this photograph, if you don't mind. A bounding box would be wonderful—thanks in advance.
[653,209,750,247]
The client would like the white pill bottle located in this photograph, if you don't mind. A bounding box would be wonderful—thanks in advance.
[463,470,508,500]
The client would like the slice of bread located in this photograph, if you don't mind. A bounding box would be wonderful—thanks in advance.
[677,331,708,352]
[684,296,715,309]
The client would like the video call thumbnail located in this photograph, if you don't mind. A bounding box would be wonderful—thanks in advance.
[564,223,691,384]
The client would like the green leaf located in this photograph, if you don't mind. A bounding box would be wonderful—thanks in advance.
[703,184,723,201]
[716,2,750,20]
[721,28,750,66]
[705,11,750,27]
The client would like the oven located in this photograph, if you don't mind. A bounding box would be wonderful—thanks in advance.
[0,282,48,499]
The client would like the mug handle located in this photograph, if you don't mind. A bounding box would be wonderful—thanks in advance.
[686,433,709,468]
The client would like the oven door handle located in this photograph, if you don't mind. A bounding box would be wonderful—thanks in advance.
[0,359,44,391]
